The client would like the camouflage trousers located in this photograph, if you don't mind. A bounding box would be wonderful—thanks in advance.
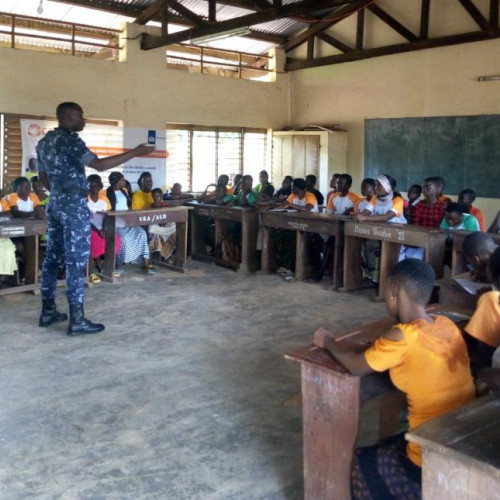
[41,195,90,305]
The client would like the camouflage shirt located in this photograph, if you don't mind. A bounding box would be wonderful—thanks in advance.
[37,128,97,197]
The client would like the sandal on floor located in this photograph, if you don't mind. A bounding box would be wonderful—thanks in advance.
[89,273,101,284]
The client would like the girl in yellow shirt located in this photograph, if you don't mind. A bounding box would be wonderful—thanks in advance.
[314,258,475,499]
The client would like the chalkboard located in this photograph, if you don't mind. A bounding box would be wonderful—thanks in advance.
[365,115,500,198]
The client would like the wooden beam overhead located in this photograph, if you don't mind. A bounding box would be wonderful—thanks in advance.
[307,35,315,59]
[356,8,364,49]
[286,28,500,70]
[161,0,169,37]
[457,0,491,31]
[420,0,430,40]
[284,0,372,52]
[135,0,163,24]
[367,4,418,42]
[166,0,207,26]
[491,0,500,29]
[208,0,217,22]
[317,31,353,52]
[141,0,356,49]
[52,0,142,17]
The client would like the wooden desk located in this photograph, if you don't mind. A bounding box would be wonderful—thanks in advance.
[187,201,259,273]
[261,211,347,287]
[446,229,500,276]
[285,304,471,500]
[407,394,500,500]
[435,275,479,310]
[101,207,190,282]
[341,221,446,299]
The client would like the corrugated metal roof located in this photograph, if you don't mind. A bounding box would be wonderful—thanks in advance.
[2,0,322,54]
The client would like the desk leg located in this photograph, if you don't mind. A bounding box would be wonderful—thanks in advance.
[240,214,258,274]
[174,221,187,271]
[378,241,400,300]
[190,212,201,255]
[296,231,307,281]
[24,235,39,286]
[341,236,363,290]
[302,364,360,500]
[214,219,222,259]
[261,226,275,273]
[426,236,446,279]
[102,216,117,283]
[332,227,345,289]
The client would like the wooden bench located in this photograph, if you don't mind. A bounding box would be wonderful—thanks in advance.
[187,201,259,273]
[0,218,89,296]
[407,393,500,500]
[285,304,472,499]
[261,211,347,287]
[101,207,190,282]
[341,220,446,300]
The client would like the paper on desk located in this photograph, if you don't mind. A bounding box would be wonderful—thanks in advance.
[453,277,491,295]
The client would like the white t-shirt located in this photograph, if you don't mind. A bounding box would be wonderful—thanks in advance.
[115,190,129,211]
[87,197,109,230]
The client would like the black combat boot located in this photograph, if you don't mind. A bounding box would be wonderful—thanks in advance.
[68,304,105,336]
[39,299,69,327]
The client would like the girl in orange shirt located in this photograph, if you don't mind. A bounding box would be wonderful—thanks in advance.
[314,259,475,499]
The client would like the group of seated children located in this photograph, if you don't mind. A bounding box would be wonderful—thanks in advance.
[314,243,500,498]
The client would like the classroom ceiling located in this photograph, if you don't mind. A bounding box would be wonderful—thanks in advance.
[4,0,500,69]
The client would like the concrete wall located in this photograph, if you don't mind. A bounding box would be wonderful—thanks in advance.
[290,38,500,226]
[0,23,289,130]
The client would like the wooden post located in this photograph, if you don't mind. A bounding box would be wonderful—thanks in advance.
[174,221,188,270]
[102,214,117,282]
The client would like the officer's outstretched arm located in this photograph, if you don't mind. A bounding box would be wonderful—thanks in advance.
[89,143,155,172]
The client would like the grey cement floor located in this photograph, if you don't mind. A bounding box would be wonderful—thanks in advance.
[0,261,385,499]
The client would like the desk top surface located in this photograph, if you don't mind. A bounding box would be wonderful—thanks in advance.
[285,304,472,377]
[187,201,256,212]
[407,394,500,473]
[0,217,46,236]
[105,207,191,217]
[345,219,443,235]
[262,210,350,222]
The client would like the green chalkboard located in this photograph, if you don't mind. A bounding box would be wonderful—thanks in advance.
[365,116,500,198]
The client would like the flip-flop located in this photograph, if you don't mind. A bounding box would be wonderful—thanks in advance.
[89,273,101,284]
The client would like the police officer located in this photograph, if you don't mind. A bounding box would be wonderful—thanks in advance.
[38,102,155,335]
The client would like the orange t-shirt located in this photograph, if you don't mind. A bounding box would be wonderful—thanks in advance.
[365,316,475,466]
[470,206,485,231]
[0,198,10,212]
[327,191,361,215]
[286,192,319,212]
[5,193,40,212]
[466,291,500,347]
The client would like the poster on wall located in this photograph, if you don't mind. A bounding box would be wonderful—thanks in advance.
[20,119,168,191]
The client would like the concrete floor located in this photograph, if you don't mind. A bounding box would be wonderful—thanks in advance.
[0,261,385,499]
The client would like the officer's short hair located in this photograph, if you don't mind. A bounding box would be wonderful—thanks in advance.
[56,102,83,119]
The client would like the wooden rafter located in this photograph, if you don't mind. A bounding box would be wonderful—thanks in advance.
[457,0,490,30]
[317,31,353,52]
[356,8,364,49]
[420,0,431,40]
[286,28,500,70]
[366,4,418,42]
[141,0,356,49]
[166,0,207,26]
[491,0,500,28]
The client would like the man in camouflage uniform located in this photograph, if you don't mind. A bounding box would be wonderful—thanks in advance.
[38,102,154,335]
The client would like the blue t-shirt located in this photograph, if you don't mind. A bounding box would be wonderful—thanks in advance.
[37,128,96,196]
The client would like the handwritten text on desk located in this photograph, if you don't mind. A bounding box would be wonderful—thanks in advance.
[351,224,405,242]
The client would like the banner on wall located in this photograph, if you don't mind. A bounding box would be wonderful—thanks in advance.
[20,119,167,191]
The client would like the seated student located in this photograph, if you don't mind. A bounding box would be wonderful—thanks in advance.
[0,199,17,280]
[215,184,235,205]
[354,178,376,214]
[488,210,500,234]
[413,177,447,228]
[253,170,274,196]
[403,184,422,224]
[231,174,243,197]
[106,172,154,275]
[86,174,120,279]
[305,174,324,206]
[274,175,293,202]
[435,176,452,205]
[257,184,276,206]
[326,173,341,206]
[458,188,485,231]
[149,187,178,261]
[131,172,154,210]
[151,188,167,207]
[440,202,480,232]
[285,178,318,212]
[357,174,406,223]
[313,259,475,499]
[163,183,193,201]
[235,175,257,207]
[462,232,497,282]
[464,247,500,375]
[5,177,45,219]
[30,176,50,208]
[327,174,361,215]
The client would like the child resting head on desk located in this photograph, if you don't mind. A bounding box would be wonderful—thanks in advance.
[462,231,497,283]
[440,202,480,232]
[464,247,500,379]
[314,258,475,499]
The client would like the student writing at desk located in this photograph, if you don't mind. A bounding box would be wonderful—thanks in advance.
[285,178,318,212]
[462,232,497,283]
[314,259,475,499]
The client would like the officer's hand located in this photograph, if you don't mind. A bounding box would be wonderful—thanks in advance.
[134,143,155,156]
